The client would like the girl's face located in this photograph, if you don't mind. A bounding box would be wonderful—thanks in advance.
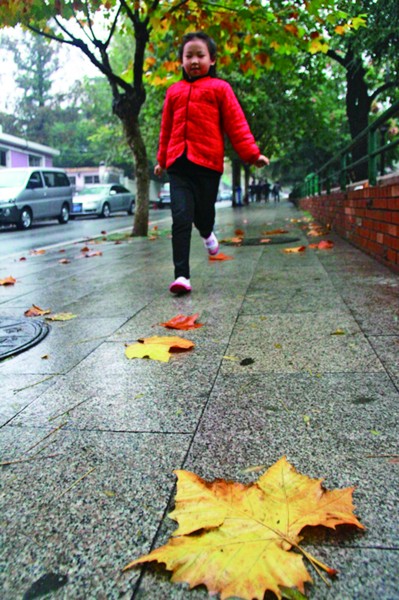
[182,38,215,78]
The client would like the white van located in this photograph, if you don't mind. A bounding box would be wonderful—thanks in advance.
[0,167,72,229]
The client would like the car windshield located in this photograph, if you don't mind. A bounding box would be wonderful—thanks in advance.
[0,170,28,188]
[75,186,109,196]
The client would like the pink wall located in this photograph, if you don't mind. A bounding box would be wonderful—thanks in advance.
[10,151,29,167]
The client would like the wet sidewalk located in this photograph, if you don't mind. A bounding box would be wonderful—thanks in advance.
[0,199,398,599]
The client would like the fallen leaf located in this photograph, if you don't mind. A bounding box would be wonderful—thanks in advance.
[24,304,51,317]
[283,246,306,253]
[317,240,334,250]
[263,228,289,235]
[101,230,107,235]
[80,246,91,252]
[222,355,239,361]
[19,257,27,261]
[159,314,204,330]
[330,329,345,335]
[209,253,234,261]
[58,258,71,264]
[0,276,16,286]
[46,313,77,321]
[30,249,46,255]
[125,457,364,599]
[82,251,103,258]
[231,236,244,244]
[41,354,49,360]
[235,228,245,236]
[241,464,267,474]
[260,238,272,244]
[125,336,194,363]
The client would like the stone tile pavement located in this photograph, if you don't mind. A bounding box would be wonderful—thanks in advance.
[0,199,398,599]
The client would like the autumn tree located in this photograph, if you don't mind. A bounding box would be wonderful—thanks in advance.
[0,0,365,232]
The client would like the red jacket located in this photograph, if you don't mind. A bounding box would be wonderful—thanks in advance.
[157,76,261,173]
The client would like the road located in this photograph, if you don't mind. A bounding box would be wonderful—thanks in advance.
[0,211,172,261]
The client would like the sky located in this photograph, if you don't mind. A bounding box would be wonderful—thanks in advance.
[0,27,100,114]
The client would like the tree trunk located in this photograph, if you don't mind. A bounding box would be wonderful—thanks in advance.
[232,158,241,207]
[345,50,371,181]
[114,93,149,237]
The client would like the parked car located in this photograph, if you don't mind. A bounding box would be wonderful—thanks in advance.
[71,184,135,218]
[153,182,171,208]
[0,167,72,230]
[217,187,233,201]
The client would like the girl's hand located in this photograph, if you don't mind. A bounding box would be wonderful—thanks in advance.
[154,164,164,177]
[255,155,270,168]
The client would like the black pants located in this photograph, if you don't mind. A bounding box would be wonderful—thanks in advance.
[168,156,221,279]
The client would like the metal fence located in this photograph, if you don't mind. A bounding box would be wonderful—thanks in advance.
[300,99,399,197]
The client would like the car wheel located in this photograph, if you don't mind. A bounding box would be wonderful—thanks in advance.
[100,202,111,218]
[58,203,70,224]
[127,201,135,215]
[17,207,33,230]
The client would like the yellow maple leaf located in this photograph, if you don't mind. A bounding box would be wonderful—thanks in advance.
[125,336,194,363]
[124,457,364,599]
[45,313,77,321]
[0,276,16,286]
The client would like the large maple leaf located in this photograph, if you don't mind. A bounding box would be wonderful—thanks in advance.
[125,336,194,362]
[124,457,364,599]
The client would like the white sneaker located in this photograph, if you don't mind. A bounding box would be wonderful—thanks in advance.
[203,232,219,255]
[169,276,192,294]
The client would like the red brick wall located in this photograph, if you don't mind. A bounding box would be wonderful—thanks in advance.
[298,177,399,273]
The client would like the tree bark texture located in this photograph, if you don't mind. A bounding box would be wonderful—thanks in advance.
[113,93,149,237]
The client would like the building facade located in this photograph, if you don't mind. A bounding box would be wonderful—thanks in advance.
[0,129,59,168]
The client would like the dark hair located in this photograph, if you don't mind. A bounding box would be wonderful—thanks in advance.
[178,31,217,61]
[179,31,217,78]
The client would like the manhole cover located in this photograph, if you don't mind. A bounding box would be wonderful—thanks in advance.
[222,236,300,246]
[0,317,50,361]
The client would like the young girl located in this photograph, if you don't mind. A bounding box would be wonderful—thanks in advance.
[154,31,269,294]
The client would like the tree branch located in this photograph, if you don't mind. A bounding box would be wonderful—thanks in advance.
[326,48,348,68]
[26,23,131,94]
[370,80,399,102]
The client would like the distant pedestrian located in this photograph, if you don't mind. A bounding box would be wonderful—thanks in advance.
[235,184,242,206]
[249,178,257,202]
[262,179,270,203]
[272,182,281,202]
[154,31,269,294]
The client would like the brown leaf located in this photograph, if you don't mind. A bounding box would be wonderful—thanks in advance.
[58,258,71,264]
[283,246,307,253]
[317,240,334,250]
[24,304,51,317]
[159,314,204,330]
[209,253,234,261]
[263,228,289,235]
